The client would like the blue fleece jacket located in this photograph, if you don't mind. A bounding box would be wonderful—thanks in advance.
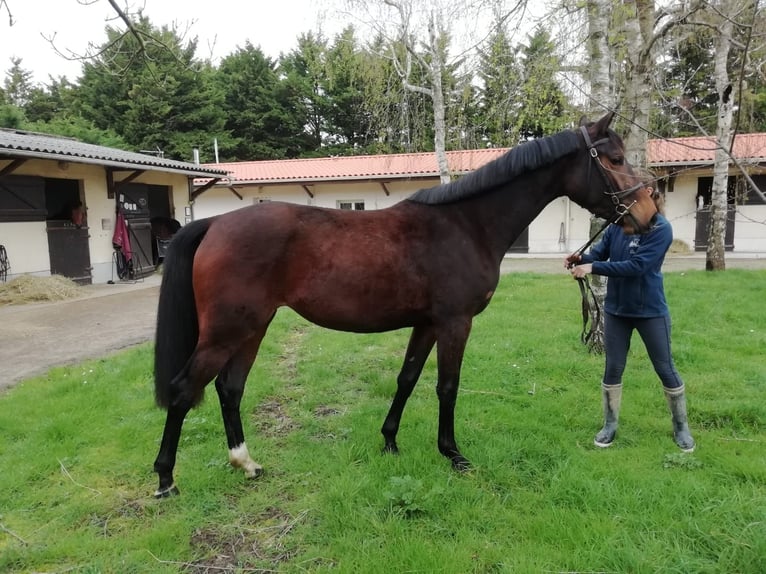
[580,214,672,318]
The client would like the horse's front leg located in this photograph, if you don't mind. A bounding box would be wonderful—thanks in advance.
[215,335,264,480]
[381,325,436,454]
[435,319,473,471]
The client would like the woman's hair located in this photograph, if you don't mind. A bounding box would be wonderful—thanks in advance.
[637,168,665,215]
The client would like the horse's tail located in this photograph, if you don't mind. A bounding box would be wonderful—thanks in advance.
[153,217,214,409]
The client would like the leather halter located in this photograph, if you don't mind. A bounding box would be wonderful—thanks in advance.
[579,125,641,224]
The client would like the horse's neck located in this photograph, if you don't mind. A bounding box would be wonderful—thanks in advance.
[457,169,564,260]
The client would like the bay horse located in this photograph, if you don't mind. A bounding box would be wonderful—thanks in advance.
[152,112,656,497]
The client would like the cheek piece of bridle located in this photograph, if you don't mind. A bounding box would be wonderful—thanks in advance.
[569,126,646,345]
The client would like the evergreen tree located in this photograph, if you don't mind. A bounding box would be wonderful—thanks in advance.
[654,28,718,137]
[476,27,522,147]
[76,15,230,162]
[323,26,375,153]
[3,57,34,107]
[279,32,331,154]
[515,27,571,140]
[217,42,310,160]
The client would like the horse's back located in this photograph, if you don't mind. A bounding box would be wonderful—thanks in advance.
[192,201,500,333]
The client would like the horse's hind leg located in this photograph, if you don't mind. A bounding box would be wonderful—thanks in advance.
[215,331,267,480]
[381,325,436,454]
[153,345,238,498]
[153,393,192,498]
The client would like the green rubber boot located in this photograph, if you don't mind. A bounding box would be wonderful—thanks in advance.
[664,386,695,452]
[594,383,622,448]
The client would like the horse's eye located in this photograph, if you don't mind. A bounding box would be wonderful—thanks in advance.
[612,157,624,166]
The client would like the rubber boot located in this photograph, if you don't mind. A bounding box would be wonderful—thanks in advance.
[664,385,695,452]
[594,383,622,448]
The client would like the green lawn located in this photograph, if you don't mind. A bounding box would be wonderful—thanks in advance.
[1,270,764,573]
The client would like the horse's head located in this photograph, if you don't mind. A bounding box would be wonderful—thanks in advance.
[570,112,656,234]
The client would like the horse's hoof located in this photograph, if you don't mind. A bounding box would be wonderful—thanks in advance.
[246,467,264,480]
[154,484,180,499]
[451,456,473,472]
[382,443,399,455]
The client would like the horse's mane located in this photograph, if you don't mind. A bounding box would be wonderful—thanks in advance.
[407,129,582,205]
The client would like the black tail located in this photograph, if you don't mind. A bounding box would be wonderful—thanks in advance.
[153,217,214,408]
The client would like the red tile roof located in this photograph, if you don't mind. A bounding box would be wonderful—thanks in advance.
[200,133,766,185]
[647,132,766,165]
[204,148,508,185]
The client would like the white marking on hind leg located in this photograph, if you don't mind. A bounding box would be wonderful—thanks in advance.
[228,442,263,478]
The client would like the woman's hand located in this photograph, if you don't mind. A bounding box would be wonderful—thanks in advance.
[564,253,581,269]
[570,264,593,279]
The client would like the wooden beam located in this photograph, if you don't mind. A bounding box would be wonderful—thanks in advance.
[0,158,27,177]
[106,168,146,199]
[227,185,243,200]
[301,184,314,198]
[106,169,115,199]
[115,170,145,186]
[379,181,391,196]
[190,178,220,201]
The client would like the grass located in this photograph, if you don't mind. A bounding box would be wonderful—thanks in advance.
[0,270,764,573]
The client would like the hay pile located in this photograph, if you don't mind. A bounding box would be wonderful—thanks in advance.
[0,274,83,306]
[668,239,692,254]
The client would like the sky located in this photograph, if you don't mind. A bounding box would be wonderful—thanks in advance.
[0,0,338,83]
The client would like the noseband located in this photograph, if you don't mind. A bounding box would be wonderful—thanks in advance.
[579,125,642,225]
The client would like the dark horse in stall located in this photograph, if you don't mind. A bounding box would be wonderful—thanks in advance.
[152,113,657,497]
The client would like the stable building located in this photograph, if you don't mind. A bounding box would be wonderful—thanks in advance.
[0,129,226,284]
[648,133,766,253]
[192,136,766,256]
[193,150,593,254]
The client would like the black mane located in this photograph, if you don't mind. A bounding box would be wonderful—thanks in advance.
[407,129,582,205]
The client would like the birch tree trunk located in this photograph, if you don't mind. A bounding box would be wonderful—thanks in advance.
[621,0,655,167]
[426,15,450,183]
[707,4,736,271]
[582,0,614,354]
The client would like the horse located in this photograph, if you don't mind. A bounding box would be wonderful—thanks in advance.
[151,112,656,498]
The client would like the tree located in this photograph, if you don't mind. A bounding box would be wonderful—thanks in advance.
[76,15,230,162]
[347,0,505,182]
[579,0,617,354]
[476,26,522,147]
[3,57,33,107]
[22,76,77,124]
[516,27,571,139]
[215,43,306,160]
[323,26,371,152]
[653,28,718,137]
[279,32,333,154]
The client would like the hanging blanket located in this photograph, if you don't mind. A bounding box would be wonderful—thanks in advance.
[112,211,133,261]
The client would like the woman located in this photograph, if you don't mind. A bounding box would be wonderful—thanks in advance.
[565,184,695,452]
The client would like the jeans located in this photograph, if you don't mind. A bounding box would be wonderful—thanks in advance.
[603,313,683,389]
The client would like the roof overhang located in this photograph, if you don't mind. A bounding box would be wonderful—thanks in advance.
[0,149,227,179]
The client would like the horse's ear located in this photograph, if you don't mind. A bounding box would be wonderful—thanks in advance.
[578,115,589,127]
[593,110,615,133]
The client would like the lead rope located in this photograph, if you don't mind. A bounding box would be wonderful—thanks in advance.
[569,219,611,346]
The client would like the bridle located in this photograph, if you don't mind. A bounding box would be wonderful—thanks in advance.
[579,125,644,228]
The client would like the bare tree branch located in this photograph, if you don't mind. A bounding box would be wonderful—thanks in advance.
[0,0,13,25]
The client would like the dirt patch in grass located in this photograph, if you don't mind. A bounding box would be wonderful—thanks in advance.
[252,398,299,437]
[314,405,343,417]
[277,325,308,379]
[0,274,83,306]
[187,507,306,572]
